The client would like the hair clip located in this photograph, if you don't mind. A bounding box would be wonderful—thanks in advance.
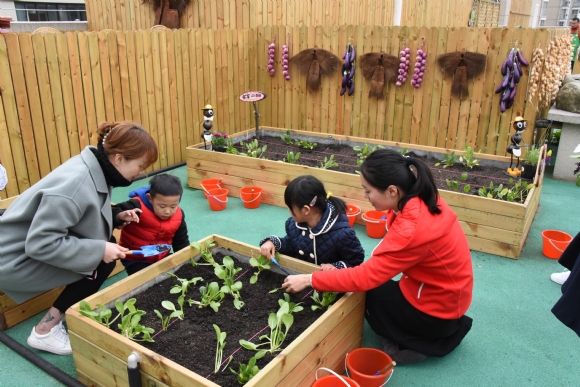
[309,195,317,207]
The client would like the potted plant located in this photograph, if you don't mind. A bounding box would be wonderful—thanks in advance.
[211,132,229,152]
[521,146,541,180]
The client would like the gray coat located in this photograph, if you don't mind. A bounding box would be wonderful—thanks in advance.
[0,147,112,303]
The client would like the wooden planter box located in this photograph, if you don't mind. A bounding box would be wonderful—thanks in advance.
[0,195,124,329]
[66,235,365,386]
[186,128,547,259]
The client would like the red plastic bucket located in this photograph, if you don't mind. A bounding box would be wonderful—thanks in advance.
[204,188,229,211]
[346,204,361,228]
[313,367,360,387]
[345,348,395,387]
[361,211,387,238]
[200,178,222,193]
[541,230,572,259]
[240,186,263,209]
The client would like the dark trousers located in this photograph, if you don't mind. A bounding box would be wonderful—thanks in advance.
[365,280,472,356]
[52,260,116,313]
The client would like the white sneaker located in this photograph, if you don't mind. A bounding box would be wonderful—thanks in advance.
[27,321,72,355]
[550,271,571,285]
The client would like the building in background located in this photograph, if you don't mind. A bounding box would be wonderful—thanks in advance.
[539,0,580,26]
[0,0,86,31]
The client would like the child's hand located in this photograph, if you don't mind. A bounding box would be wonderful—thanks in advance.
[103,242,130,263]
[117,208,142,227]
[320,263,337,272]
[260,241,276,259]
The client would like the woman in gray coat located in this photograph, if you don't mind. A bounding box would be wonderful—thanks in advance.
[0,121,158,355]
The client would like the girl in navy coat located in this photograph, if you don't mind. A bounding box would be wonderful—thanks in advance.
[260,175,364,270]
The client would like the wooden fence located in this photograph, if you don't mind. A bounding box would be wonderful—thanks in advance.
[0,26,564,198]
[85,0,473,31]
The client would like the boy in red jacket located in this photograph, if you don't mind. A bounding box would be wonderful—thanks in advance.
[114,173,190,275]
[282,149,473,364]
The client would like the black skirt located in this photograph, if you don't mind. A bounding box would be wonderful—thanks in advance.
[365,280,473,357]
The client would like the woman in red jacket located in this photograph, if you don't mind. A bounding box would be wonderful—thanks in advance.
[282,149,473,364]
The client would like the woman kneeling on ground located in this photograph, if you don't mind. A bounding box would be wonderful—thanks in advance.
[0,122,158,355]
[282,149,474,364]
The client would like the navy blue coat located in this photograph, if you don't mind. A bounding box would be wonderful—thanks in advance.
[552,232,580,336]
[261,203,364,268]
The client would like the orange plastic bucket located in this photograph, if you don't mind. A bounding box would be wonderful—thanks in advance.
[240,186,263,209]
[541,230,572,259]
[313,368,360,387]
[345,348,395,387]
[361,211,387,238]
[200,178,222,193]
[346,204,361,228]
[204,188,229,211]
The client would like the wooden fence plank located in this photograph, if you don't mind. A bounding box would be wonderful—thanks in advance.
[32,33,61,170]
[44,34,71,162]
[4,34,40,184]
[56,33,81,157]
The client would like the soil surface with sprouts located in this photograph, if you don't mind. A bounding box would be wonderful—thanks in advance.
[121,250,326,386]
[235,136,533,197]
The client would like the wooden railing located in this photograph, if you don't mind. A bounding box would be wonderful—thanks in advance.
[0,26,564,197]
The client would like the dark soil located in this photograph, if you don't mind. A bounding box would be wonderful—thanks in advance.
[116,249,326,386]
[235,136,533,196]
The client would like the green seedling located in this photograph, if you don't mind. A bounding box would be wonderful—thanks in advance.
[225,138,239,154]
[190,240,217,266]
[79,301,116,327]
[239,295,300,353]
[435,151,459,168]
[445,179,471,194]
[240,139,267,158]
[189,281,225,312]
[319,154,338,169]
[80,299,154,342]
[459,146,480,169]
[215,256,245,309]
[310,291,339,311]
[353,144,382,166]
[296,140,317,151]
[268,287,282,294]
[249,255,272,284]
[284,151,301,164]
[213,324,232,373]
[281,130,294,145]
[154,300,184,331]
[399,148,411,156]
[169,273,203,307]
[230,350,266,385]
[115,298,155,342]
[477,179,534,203]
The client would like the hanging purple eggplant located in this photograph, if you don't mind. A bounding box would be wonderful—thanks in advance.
[495,48,529,112]
[340,43,356,96]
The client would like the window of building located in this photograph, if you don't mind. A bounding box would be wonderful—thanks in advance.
[15,2,86,22]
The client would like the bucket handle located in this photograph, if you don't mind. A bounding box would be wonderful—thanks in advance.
[361,213,387,224]
[207,193,228,204]
[315,367,353,386]
[241,190,262,203]
[548,238,564,254]
[344,352,395,386]
[347,209,361,217]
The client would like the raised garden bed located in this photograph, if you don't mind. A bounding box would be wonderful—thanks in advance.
[66,235,364,386]
[186,128,547,259]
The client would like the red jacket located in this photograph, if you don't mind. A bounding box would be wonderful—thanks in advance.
[120,196,183,262]
[312,197,473,319]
